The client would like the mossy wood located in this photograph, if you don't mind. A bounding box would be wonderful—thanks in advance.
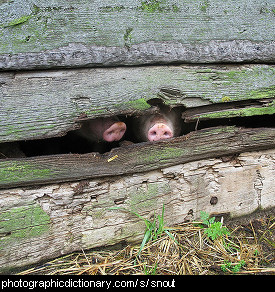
[0,126,275,189]
[1,0,275,274]
[0,0,275,70]
[0,148,274,272]
[0,64,274,143]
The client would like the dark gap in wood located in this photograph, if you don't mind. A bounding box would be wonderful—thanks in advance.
[0,108,274,159]
[183,113,275,134]
[0,126,274,189]
[182,99,273,122]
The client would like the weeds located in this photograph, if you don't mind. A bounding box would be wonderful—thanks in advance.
[143,262,158,275]
[221,260,246,273]
[110,204,178,257]
[137,204,179,256]
[18,209,275,275]
[200,211,230,241]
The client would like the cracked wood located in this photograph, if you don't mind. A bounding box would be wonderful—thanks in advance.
[0,149,274,272]
[0,0,275,70]
[0,126,275,189]
[0,65,274,143]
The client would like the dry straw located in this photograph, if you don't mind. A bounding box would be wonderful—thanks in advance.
[18,211,274,275]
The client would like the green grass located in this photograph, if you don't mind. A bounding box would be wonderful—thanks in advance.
[110,204,178,257]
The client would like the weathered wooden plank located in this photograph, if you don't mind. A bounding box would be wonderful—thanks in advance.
[0,148,274,272]
[182,99,275,122]
[0,0,275,70]
[0,65,274,143]
[0,126,275,190]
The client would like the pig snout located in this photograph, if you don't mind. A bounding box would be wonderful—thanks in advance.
[102,122,126,142]
[147,123,173,142]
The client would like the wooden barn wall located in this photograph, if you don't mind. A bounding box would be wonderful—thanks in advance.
[0,126,275,189]
[0,149,274,272]
[0,0,274,70]
[0,0,275,272]
[0,65,274,144]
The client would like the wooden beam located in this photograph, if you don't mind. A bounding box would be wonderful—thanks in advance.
[1,148,274,272]
[0,0,275,70]
[182,99,275,122]
[0,126,275,189]
[1,65,274,143]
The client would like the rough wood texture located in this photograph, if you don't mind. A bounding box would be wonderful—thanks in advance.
[0,65,274,143]
[1,0,274,274]
[0,126,275,190]
[182,99,275,122]
[0,149,274,272]
[0,0,275,70]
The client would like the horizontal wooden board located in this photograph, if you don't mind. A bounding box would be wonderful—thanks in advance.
[0,64,274,143]
[0,126,275,189]
[0,0,275,70]
[1,148,274,272]
[182,99,275,122]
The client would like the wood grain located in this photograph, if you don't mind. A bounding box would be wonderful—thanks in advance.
[1,126,275,189]
[1,64,274,143]
[0,0,274,70]
[1,148,274,272]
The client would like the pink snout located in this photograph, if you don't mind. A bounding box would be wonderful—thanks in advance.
[147,123,173,141]
[102,122,127,142]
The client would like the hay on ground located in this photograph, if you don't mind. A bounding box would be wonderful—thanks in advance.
[18,214,274,275]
